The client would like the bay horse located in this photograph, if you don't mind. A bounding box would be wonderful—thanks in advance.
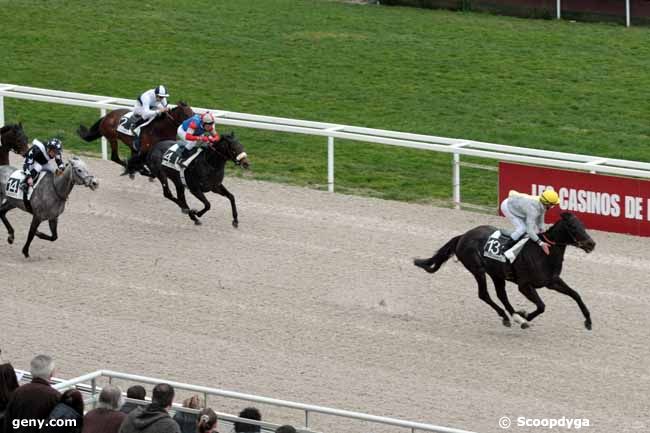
[414,212,596,330]
[0,157,99,258]
[0,123,29,165]
[76,102,194,168]
[147,133,250,226]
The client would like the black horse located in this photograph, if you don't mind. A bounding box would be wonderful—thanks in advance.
[414,212,596,330]
[0,123,29,166]
[147,132,250,226]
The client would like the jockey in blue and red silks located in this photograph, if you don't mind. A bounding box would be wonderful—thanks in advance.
[176,112,220,166]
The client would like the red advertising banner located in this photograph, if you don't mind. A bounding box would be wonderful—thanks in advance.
[499,162,650,237]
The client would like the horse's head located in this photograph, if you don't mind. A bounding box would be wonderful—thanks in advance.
[0,123,29,155]
[68,156,99,190]
[555,212,595,253]
[210,132,250,169]
[168,101,194,126]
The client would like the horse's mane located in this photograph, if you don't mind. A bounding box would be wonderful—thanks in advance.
[0,124,14,134]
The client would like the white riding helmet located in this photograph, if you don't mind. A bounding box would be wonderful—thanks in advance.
[155,85,169,98]
[201,112,215,126]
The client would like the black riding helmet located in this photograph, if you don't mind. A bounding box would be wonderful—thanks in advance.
[45,138,63,153]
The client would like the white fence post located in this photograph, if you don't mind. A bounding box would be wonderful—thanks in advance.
[328,136,334,192]
[453,152,461,209]
[626,0,631,27]
[100,108,107,160]
[557,0,561,19]
[0,95,5,127]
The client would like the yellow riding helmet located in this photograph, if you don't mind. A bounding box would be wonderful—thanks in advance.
[540,189,560,206]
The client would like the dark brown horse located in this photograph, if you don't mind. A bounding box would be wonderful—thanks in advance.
[414,213,596,330]
[0,123,29,165]
[76,102,194,168]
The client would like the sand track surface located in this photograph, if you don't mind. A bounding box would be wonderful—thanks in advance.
[1,158,647,433]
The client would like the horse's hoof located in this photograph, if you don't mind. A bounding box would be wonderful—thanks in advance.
[512,312,528,326]
[22,250,29,258]
[232,220,239,228]
[181,208,189,214]
[194,219,202,226]
[129,173,135,180]
[502,318,511,328]
[7,236,13,244]
[516,309,528,319]
[149,177,155,182]
[521,322,530,329]
[585,319,592,330]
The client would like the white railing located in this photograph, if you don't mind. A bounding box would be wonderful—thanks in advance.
[3,83,650,209]
[48,369,477,433]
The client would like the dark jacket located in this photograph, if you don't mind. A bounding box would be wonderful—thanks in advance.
[42,402,83,433]
[3,377,61,433]
[119,404,180,433]
[172,411,198,433]
[119,403,140,415]
[82,408,126,433]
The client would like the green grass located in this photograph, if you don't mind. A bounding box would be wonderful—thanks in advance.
[1,0,649,209]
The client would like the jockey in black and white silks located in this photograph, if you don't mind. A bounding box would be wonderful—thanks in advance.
[22,138,65,190]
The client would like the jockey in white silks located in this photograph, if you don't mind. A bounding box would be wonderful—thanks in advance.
[131,85,170,150]
[499,189,560,256]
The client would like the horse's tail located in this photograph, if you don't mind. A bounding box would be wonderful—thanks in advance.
[77,118,103,142]
[414,235,461,274]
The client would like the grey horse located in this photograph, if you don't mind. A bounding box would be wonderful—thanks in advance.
[0,157,99,258]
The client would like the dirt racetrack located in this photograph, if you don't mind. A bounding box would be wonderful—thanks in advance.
[0,158,648,433]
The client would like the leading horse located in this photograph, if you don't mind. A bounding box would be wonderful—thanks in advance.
[76,102,194,168]
[414,212,596,330]
[0,123,29,165]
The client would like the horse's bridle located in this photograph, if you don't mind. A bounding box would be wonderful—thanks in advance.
[207,139,247,165]
[542,225,589,249]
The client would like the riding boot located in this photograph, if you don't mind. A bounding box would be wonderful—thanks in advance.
[133,135,141,152]
[501,237,517,252]
[179,148,194,167]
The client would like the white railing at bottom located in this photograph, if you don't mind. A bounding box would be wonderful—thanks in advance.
[46,369,478,433]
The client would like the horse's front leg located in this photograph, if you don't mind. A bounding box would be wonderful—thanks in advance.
[0,201,16,244]
[547,278,592,330]
[472,271,510,326]
[22,216,43,258]
[171,178,190,214]
[35,218,58,242]
[212,183,238,228]
[188,189,211,226]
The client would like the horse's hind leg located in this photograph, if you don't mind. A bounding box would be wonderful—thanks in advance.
[212,184,238,228]
[35,218,58,242]
[22,216,43,258]
[473,271,510,326]
[110,139,125,167]
[189,189,211,226]
[517,284,545,329]
[0,202,16,244]
[547,278,592,330]
[159,176,180,206]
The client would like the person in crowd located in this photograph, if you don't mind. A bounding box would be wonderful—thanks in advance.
[3,355,61,433]
[119,383,180,433]
[173,395,201,433]
[196,408,218,433]
[82,385,126,433]
[233,407,261,433]
[0,363,20,433]
[42,389,84,433]
[275,426,296,433]
[120,386,146,415]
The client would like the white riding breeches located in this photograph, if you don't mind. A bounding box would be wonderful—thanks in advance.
[501,199,527,241]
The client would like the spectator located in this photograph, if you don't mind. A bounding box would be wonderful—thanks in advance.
[0,363,19,414]
[275,426,296,433]
[83,385,126,433]
[233,407,261,433]
[119,383,180,433]
[42,389,84,433]
[0,363,20,433]
[173,395,201,433]
[196,408,218,433]
[3,354,61,433]
[120,386,146,415]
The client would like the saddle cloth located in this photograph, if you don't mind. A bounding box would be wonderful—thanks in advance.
[483,230,527,263]
[161,144,203,187]
[116,112,155,136]
[3,169,46,201]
